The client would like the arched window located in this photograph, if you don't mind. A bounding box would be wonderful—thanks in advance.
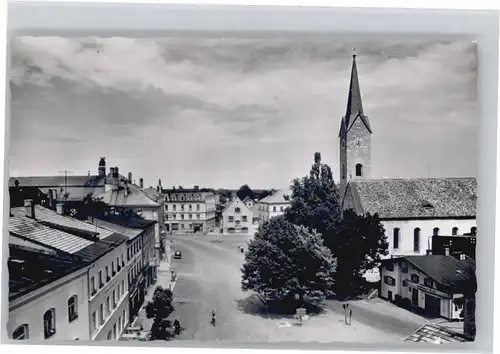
[68,295,78,322]
[13,324,29,340]
[452,227,459,236]
[43,308,56,338]
[107,331,113,340]
[413,228,420,253]
[235,207,241,213]
[433,227,440,236]
[342,164,346,179]
[393,228,400,249]
[471,227,477,235]
[355,163,363,177]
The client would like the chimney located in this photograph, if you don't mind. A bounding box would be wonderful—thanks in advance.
[128,172,132,183]
[139,178,144,189]
[98,157,106,177]
[24,199,35,219]
[56,203,65,215]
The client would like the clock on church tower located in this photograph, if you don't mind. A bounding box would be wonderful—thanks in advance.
[353,137,365,148]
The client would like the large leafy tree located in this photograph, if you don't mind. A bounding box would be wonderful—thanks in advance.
[241,215,336,303]
[236,184,255,201]
[145,286,175,340]
[284,152,342,244]
[331,210,388,298]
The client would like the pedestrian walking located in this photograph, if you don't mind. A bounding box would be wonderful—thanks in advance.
[173,317,181,335]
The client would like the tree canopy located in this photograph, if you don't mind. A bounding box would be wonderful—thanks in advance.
[285,152,342,243]
[145,286,175,340]
[241,215,336,302]
[236,184,255,201]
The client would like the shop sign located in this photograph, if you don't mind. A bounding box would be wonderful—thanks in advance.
[409,281,450,298]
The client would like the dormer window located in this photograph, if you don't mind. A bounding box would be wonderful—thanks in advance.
[421,201,434,209]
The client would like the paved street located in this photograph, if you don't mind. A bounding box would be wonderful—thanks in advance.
[162,234,427,343]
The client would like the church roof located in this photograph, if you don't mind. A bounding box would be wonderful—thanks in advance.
[348,178,477,219]
[339,52,372,137]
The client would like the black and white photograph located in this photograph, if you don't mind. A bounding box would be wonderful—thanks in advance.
[6,36,478,345]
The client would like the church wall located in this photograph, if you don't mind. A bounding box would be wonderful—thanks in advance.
[382,219,477,258]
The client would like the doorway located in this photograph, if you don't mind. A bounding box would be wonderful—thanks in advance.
[412,288,419,305]
[424,294,441,317]
[388,290,393,302]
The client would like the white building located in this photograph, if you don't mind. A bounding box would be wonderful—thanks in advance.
[163,187,217,233]
[9,202,130,341]
[7,244,89,341]
[255,189,292,223]
[221,197,258,235]
[379,255,475,321]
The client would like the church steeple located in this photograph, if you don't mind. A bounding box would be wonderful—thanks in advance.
[339,49,372,137]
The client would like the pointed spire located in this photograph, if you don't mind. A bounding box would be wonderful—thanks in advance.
[345,48,363,125]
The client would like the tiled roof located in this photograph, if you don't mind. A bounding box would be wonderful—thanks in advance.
[73,239,118,262]
[349,178,476,219]
[91,218,143,240]
[8,245,87,301]
[259,189,292,204]
[9,214,94,254]
[403,255,475,290]
[95,183,160,207]
[12,205,116,240]
[405,323,470,344]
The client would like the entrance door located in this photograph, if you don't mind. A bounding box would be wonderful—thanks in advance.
[424,294,441,317]
[388,290,393,302]
[412,288,419,305]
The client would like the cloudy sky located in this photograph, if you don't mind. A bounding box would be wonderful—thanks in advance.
[9,37,478,189]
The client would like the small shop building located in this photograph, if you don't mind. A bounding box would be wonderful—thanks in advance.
[379,255,475,321]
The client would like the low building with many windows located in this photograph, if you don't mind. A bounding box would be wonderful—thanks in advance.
[255,189,292,224]
[9,201,130,341]
[91,217,158,323]
[379,255,475,321]
[7,244,89,341]
[163,187,216,233]
[221,197,258,235]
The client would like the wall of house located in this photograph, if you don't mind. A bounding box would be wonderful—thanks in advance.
[8,268,89,340]
[88,242,129,340]
[92,294,129,341]
[222,199,255,235]
[255,202,291,223]
[382,219,477,257]
[379,260,401,300]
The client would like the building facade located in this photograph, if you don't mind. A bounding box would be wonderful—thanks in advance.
[255,189,292,223]
[379,255,475,321]
[431,234,477,260]
[163,188,217,233]
[221,197,257,235]
[9,202,130,341]
[7,245,90,341]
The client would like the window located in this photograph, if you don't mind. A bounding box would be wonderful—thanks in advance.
[92,311,97,332]
[43,308,56,338]
[113,290,117,308]
[118,317,122,333]
[273,206,276,212]
[342,164,346,179]
[113,323,117,339]
[189,204,192,210]
[384,276,395,286]
[242,227,249,233]
[106,297,110,315]
[112,262,115,276]
[181,214,185,220]
[385,262,394,271]
[107,331,112,340]
[452,227,459,236]
[402,279,409,287]
[413,228,420,252]
[165,205,168,211]
[122,280,125,295]
[433,227,440,236]
[402,265,409,273]
[393,228,400,249]
[196,204,200,211]
[181,224,185,229]
[355,163,363,177]
[242,215,247,222]
[197,214,200,219]
[471,227,477,235]
[106,266,110,281]
[100,304,104,324]
[68,295,78,322]
[189,214,192,219]
[13,324,29,340]
[122,310,126,328]
[280,206,284,211]
[229,216,234,222]
[424,278,433,288]
[173,205,176,211]
[411,274,419,283]
[91,276,96,295]
[117,257,121,271]
[172,195,177,201]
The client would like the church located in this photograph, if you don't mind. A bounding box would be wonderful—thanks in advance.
[338,52,477,277]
